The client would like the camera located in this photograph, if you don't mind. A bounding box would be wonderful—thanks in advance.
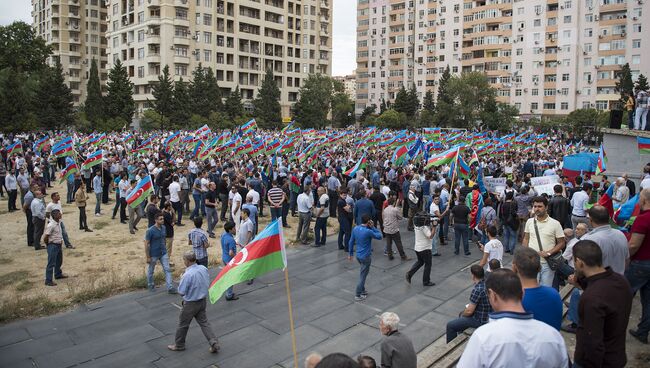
[413,212,439,227]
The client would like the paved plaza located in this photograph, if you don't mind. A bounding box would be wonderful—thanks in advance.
[0,227,492,368]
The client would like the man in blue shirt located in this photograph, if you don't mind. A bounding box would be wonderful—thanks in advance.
[145,213,176,293]
[513,247,563,331]
[353,191,375,226]
[220,221,238,301]
[167,251,220,354]
[349,214,383,301]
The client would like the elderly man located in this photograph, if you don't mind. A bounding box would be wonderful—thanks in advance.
[31,189,47,250]
[43,209,68,286]
[613,177,630,208]
[379,312,417,368]
[167,251,220,354]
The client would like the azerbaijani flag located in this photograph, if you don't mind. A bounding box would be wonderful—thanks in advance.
[469,150,479,166]
[209,219,287,303]
[597,183,615,218]
[59,163,79,184]
[425,147,458,169]
[195,124,211,138]
[614,194,640,225]
[123,133,135,145]
[81,150,103,170]
[423,127,441,141]
[456,154,471,179]
[52,142,74,158]
[239,119,257,135]
[477,164,487,194]
[596,144,607,175]
[466,189,484,229]
[638,137,650,155]
[344,153,367,177]
[34,136,49,152]
[164,131,181,151]
[125,175,153,208]
[7,141,23,155]
[392,145,409,166]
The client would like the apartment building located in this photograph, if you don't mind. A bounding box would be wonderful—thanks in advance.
[32,0,109,106]
[105,0,332,117]
[333,71,357,100]
[356,0,650,118]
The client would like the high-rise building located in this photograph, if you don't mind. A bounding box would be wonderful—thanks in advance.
[105,0,332,118]
[32,0,109,106]
[356,0,649,118]
[333,71,357,100]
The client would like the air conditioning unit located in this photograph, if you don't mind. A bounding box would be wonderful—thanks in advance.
[598,34,604,39]
[588,80,593,84]
[594,15,599,21]
[560,6,564,9]
[557,60,561,65]
[534,81,538,85]
[191,50,196,54]
[557,89,562,93]
[633,17,638,21]
[583,51,588,55]
[621,32,626,37]
[557,46,562,51]
[594,65,600,69]
[170,45,175,50]
[576,90,581,94]
[524,88,528,92]
[535,41,539,45]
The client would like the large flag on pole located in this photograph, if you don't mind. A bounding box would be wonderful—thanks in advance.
[209,219,287,303]
[125,175,153,208]
[81,150,103,170]
[466,189,484,229]
[596,144,607,175]
[59,163,79,184]
[344,153,367,177]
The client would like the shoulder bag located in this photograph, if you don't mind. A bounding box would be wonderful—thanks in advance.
[533,219,565,271]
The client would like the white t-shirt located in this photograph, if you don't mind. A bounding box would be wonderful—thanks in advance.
[168,181,181,203]
[238,218,254,246]
[230,192,242,216]
[483,239,503,272]
[46,201,63,216]
[414,226,433,252]
[247,189,260,205]
[200,177,210,192]
[317,193,330,218]
[429,202,440,216]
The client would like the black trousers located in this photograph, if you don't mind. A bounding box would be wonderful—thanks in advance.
[25,209,34,246]
[328,190,338,218]
[33,217,45,249]
[120,197,127,222]
[407,249,432,284]
[79,206,88,230]
[8,189,18,210]
[385,232,407,258]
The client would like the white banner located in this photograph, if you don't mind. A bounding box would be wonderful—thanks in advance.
[484,177,507,193]
[530,175,560,187]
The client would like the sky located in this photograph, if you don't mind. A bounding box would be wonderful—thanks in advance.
[1,0,356,76]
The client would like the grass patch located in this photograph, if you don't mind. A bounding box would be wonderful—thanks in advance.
[0,294,70,324]
[15,280,34,292]
[0,271,30,288]
[93,221,109,230]
[0,257,13,265]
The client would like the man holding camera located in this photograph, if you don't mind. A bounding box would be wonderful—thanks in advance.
[405,211,436,287]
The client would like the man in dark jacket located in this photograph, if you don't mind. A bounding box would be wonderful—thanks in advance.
[548,184,571,229]
[379,312,416,368]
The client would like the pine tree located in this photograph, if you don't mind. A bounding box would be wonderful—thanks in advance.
[105,59,135,125]
[170,77,191,127]
[253,69,282,129]
[189,64,208,117]
[637,74,649,91]
[423,90,435,113]
[150,64,174,129]
[407,84,420,118]
[380,98,388,114]
[36,61,74,129]
[84,58,103,123]
[204,67,223,113]
[224,86,244,120]
[436,65,453,126]
[392,86,409,115]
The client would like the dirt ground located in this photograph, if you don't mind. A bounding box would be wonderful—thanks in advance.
[0,180,335,322]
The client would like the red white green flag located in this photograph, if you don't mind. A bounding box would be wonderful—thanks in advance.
[344,153,367,177]
[125,175,153,208]
[425,147,458,169]
[209,219,287,303]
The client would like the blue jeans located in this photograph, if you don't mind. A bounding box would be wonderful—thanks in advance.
[568,288,581,325]
[356,257,371,297]
[439,214,449,240]
[538,262,554,287]
[66,181,74,203]
[431,233,439,255]
[206,207,218,235]
[191,193,202,219]
[60,221,72,247]
[95,192,102,214]
[503,225,517,252]
[626,259,650,337]
[314,217,327,245]
[338,218,351,250]
[147,253,174,291]
[45,243,63,283]
[270,206,282,221]
[200,192,206,216]
[454,224,469,254]
[446,316,484,343]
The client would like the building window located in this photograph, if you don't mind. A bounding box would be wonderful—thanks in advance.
[632,55,641,64]
[633,24,642,33]
[204,50,211,62]
[595,101,608,110]
[531,102,539,110]
[564,16,571,24]
[561,102,569,110]
[562,73,570,81]
[138,48,144,59]
[632,39,641,48]
[204,14,212,26]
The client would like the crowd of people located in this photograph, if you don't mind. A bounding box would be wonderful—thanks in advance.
[1,126,649,367]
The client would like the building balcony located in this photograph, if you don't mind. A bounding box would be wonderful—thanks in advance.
[175,0,189,8]
[146,0,160,6]
[173,36,190,46]
[173,18,190,27]
[600,2,627,13]
[173,55,190,64]
[146,54,160,63]
[68,75,81,83]
[320,1,329,8]
[147,34,161,44]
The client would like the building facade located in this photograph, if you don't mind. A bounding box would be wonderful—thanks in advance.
[333,71,357,100]
[32,0,109,106]
[105,0,332,118]
[355,0,650,118]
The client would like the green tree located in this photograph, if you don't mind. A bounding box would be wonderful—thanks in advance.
[189,64,222,118]
[0,68,38,132]
[331,93,355,128]
[35,61,74,129]
[84,58,103,123]
[253,69,282,129]
[436,65,453,126]
[204,67,223,113]
[565,108,601,136]
[637,74,649,91]
[105,59,135,125]
[422,90,435,114]
[141,110,170,131]
[480,96,518,132]
[0,21,51,74]
[444,72,495,128]
[224,86,244,120]
[375,109,407,129]
[359,104,376,123]
[616,63,634,101]
[170,77,191,127]
[380,98,389,114]
[150,65,174,129]
[392,86,410,117]
[292,74,334,128]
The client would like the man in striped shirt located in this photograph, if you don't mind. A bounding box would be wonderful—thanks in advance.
[188,216,210,267]
[267,180,286,223]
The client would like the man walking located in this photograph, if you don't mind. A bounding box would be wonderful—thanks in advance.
[457,269,568,368]
[348,214,383,301]
[522,196,566,287]
[383,197,408,260]
[167,251,220,354]
[43,209,68,286]
[188,217,210,267]
[145,213,177,293]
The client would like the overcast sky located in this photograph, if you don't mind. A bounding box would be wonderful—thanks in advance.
[1,0,356,76]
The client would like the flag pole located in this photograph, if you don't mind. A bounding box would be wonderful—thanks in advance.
[284,267,299,368]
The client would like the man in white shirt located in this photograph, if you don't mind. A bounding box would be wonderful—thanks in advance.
[296,183,314,245]
[570,183,591,230]
[168,175,183,226]
[457,269,569,368]
[229,186,242,232]
[613,177,630,207]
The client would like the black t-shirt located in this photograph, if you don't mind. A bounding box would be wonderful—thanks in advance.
[216,179,229,195]
[163,211,174,238]
[337,198,353,221]
[146,203,160,227]
[369,191,386,211]
[205,190,217,208]
[451,204,470,225]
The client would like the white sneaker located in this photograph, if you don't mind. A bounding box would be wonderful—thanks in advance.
[95,213,101,217]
